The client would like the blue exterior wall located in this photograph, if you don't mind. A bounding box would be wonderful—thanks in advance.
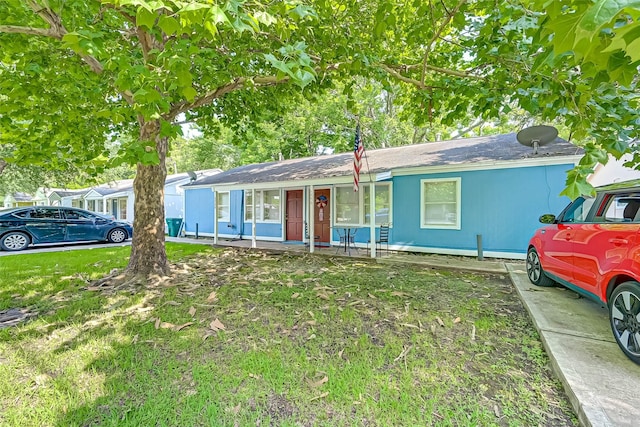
[391,164,573,254]
[184,188,214,234]
[184,188,285,239]
[241,221,283,238]
[183,163,574,255]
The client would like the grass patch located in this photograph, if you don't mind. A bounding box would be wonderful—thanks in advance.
[0,245,577,426]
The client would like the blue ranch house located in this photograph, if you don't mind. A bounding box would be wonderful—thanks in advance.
[182,133,582,259]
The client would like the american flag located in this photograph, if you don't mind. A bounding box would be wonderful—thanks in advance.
[353,124,363,192]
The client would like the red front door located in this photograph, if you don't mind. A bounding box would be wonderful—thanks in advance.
[314,189,331,244]
[286,190,303,241]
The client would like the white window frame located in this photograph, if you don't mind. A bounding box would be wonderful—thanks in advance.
[420,177,461,230]
[117,197,128,220]
[244,192,253,222]
[333,183,392,226]
[363,183,392,226]
[217,191,230,222]
[246,189,281,223]
[86,199,97,212]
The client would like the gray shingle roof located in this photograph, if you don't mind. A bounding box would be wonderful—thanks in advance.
[49,189,88,198]
[12,192,34,202]
[187,133,582,187]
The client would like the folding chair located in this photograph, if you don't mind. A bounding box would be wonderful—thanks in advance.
[367,223,390,256]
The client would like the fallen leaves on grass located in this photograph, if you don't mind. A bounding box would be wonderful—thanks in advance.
[206,291,218,302]
[154,318,175,329]
[316,292,330,300]
[309,391,329,402]
[393,345,412,363]
[400,323,420,330]
[210,318,226,331]
[151,318,194,332]
[307,375,329,388]
[174,322,194,332]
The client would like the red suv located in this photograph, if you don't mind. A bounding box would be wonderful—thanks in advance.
[527,179,640,364]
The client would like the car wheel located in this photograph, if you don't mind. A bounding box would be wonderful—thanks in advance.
[107,228,127,243]
[526,247,555,287]
[0,232,31,251]
[609,282,640,364]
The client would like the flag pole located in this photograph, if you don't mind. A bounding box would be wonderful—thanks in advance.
[351,121,379,256]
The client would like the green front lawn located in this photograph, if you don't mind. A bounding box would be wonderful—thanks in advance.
[0,243,576,426]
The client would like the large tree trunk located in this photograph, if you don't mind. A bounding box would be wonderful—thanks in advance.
[126,120,170,276]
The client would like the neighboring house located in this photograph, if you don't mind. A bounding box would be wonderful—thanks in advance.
[42,170,221,224]
[4,169,220,228]
[588,154,640,187]
[183,133,583,259]
[3,189,48,208]
[48,189,89,207]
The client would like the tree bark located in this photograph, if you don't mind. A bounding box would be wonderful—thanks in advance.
[126,120,169,276]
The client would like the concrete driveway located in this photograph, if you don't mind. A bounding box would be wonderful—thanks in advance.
[507,263,640,427]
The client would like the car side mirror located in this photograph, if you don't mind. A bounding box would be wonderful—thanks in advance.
[539,214,556,224]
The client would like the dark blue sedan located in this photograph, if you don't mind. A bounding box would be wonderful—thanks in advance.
[0,206,133,251]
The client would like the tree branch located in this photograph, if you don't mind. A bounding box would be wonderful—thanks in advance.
[168,75,290,119]
[451,117,485,138]
[0,0,105,74]
[421,0,467,85]
[0,159,7,176]
[379,64,426,89]
[0,25,58,37]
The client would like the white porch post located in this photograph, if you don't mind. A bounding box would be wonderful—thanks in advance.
[251,189,257,248]
[369,182,376,258]
[309,185,315,253]
[213,189,218,245]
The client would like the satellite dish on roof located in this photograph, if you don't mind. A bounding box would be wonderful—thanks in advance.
[187,171,197,182]
[517,125,558,155]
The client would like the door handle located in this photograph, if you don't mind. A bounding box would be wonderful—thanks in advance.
[608,238,629,245]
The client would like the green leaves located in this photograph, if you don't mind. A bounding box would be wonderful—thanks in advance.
[3,0,640,201]
[581,0,640,33]
[561,166,596,200]
[136,7,157,29]
[603,21,640,62]
[263,42,316,88]
[537,0,640,68]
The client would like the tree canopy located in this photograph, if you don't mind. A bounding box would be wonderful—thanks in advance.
[1,0,639,276]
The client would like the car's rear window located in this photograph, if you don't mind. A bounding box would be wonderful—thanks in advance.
[30,208,62,219]
[602,195,640,222]
[11,210,31,218]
